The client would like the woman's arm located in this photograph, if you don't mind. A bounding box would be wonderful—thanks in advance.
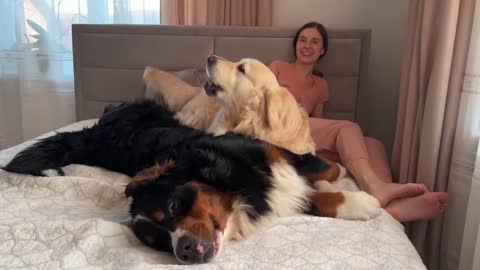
[311,77,329,118]
[311,102,325,118]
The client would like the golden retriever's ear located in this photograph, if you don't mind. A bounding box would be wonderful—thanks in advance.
[259,88,271,128]
[260,87,306,130]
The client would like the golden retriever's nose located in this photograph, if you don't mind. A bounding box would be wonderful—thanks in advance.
[207,55,218,66]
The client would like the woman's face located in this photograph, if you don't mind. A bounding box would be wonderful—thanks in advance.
[295,27,325,65]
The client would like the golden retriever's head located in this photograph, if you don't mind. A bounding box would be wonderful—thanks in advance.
[203,55,315,155]
[203,55,279,106]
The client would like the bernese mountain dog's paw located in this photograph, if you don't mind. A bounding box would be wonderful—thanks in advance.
[312,180,381,220]
[336,191,381,220]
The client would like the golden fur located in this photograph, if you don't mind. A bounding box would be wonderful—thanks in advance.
[143,56,315,155]
[143,67,220,130]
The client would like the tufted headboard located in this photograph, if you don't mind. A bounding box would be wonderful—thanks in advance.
[72,24,370,130]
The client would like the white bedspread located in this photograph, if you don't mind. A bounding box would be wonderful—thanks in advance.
[0,120,426,270]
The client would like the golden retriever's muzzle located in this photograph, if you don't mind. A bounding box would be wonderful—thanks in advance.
[203,55,224,96]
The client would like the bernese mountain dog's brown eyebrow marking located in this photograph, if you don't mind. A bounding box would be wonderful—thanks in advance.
[153,211,165,222]
[132,160,175,182]
[177,182,233,240]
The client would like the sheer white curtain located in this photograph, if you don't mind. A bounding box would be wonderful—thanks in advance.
[454,8,480,269]
[441,1,480,269]
[0,0,160,149]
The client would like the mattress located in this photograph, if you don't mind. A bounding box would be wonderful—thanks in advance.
[0,120,426,270]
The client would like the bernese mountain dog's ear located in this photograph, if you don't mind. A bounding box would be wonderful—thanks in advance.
[132,160,175,182]
[125,179,155,198]
[125,160,175,198]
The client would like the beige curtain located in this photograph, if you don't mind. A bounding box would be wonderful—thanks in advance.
[161,0,272,26]
[392,0,476,269]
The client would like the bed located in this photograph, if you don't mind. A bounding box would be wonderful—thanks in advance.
[0,24,426,269]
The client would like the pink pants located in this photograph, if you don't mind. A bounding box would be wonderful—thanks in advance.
[309,118,393,182]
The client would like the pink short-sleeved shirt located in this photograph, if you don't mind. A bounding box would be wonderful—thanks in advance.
[268,60,329,115]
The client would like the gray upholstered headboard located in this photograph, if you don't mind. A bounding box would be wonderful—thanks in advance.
[72,24,370,130]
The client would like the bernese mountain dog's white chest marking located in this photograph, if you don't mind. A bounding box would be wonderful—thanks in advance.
[224,161,313,240]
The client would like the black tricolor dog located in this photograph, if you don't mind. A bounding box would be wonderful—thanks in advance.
[3,101,380,264]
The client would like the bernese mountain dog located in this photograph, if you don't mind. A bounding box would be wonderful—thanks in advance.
[3,101,380,264]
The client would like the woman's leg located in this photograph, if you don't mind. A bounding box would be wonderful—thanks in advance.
[358,137,448,222]
[362,136,449,221]
[316,137,393,182]
[364,137,393,182]
[310,118,431,207]
[347,158,426,207]
[310,118,449,220]
[385,192,449,222]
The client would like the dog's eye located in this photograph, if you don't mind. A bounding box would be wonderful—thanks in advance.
[237,64,246,74]
[168,185,196,217]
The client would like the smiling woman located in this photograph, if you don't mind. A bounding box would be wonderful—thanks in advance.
[269,21,448,224]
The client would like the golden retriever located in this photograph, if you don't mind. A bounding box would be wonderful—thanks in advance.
[202,55,316,155]
[143,55,345,180]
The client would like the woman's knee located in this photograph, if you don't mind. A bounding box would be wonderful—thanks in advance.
[337,120,362,133]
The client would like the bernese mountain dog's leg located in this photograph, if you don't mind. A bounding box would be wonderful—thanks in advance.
[307,180,381,220]
[290,152,347,183]
[307,161,347,183]
[316,157,347,182]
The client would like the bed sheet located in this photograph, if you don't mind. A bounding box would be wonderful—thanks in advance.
[0,120,426,270]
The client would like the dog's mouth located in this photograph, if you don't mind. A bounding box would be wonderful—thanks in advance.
[203,80,223,96]
[204,231,222,262]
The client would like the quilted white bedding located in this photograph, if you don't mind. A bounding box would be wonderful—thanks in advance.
[0,120,426,270]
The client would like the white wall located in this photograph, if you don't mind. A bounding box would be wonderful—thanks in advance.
[273,0,409,158]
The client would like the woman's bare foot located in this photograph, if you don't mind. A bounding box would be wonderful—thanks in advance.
[385,192,449,222]
[364,181,428,207]
[347,159,428,207]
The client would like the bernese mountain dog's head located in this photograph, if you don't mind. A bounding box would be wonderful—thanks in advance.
[125,162,232,264]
